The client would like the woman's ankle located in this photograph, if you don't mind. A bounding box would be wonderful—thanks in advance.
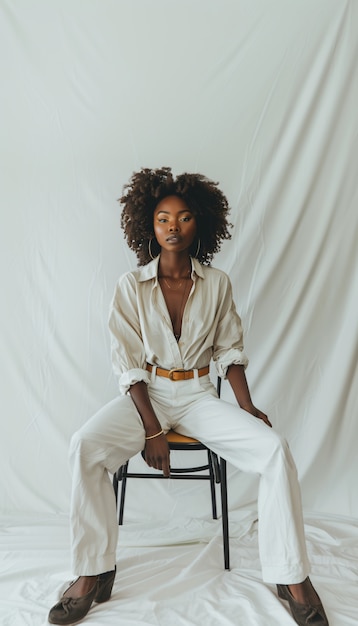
[288,578,320,604]
[64,575,97,598]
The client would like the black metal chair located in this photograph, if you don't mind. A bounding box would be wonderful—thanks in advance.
[112,377,230,569]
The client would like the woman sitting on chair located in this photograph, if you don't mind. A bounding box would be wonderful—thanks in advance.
[48,167,329,625]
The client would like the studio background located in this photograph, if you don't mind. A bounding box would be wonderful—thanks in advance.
[1,1,357,625]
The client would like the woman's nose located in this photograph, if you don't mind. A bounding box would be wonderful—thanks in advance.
[169,222,179,232]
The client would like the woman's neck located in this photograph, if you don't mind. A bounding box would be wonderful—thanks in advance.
[158,252,192,279]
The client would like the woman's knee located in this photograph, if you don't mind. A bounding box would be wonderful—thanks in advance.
[68,421,105,461]
[68,427,90,461]
[68,414,145,472]
[265,430,297,473]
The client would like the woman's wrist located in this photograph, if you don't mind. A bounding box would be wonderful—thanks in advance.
[145,429,164,440]
[239,401,255,411]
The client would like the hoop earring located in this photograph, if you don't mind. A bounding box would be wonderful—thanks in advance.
[194,238,201,258]
[148,238,156,260]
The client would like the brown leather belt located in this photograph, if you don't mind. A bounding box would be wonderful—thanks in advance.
[146,363,209,381]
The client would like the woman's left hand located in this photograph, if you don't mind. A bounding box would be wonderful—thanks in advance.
[226,365,272,427]
[242,404,272,428]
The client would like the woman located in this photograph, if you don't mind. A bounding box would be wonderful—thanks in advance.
[48,167,329,625]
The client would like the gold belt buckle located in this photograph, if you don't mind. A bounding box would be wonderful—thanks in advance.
[168,368,186,380]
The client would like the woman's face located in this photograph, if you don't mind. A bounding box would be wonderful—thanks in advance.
[153,195,197,254]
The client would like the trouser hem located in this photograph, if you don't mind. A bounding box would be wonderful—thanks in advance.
[72,552,116,576]
[262,560,311,584]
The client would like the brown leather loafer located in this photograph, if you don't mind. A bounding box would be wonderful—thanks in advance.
[48,568,116,625]
[277,580,329,625]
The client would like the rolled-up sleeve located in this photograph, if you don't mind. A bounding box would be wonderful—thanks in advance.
[108,274,150,395]
[212,275,249,378]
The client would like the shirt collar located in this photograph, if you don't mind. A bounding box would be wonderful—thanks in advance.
[137,255,205,283]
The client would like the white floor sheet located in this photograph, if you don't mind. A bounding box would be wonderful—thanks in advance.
[1,511,357,626]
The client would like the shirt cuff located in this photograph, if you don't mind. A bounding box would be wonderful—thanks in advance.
[118,367,151,395]
[214,350,249,378]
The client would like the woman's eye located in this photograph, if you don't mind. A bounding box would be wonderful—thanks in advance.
[180,216,191,222]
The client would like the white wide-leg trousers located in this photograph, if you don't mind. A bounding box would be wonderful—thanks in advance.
[69,371,310,584]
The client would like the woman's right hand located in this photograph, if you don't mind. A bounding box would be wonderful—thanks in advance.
[144,434,170,477]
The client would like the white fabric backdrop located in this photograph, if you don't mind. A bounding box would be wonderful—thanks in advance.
[1,1,357,625]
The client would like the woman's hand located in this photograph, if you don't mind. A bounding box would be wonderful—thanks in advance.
[226,364,272,427]
[144,434,171,477]
[242,403,272,428]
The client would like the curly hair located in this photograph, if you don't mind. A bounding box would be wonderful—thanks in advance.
[119,167,232,266]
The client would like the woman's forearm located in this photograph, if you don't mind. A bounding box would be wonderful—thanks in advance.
[129,381,162,436]
[226,364,254,409]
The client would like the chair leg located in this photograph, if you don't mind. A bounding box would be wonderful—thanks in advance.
[220,458,230,570]
[118,462,129,525]
[211,451,221,484]
[112,471,119,500]
[207,450,218,519]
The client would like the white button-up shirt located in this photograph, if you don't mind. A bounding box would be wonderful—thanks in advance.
[109,256,249,394]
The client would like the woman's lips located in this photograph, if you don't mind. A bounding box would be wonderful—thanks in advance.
[166,235,182,243]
